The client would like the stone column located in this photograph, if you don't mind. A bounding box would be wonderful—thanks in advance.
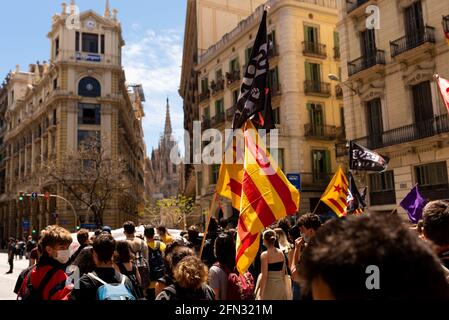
[31,132,35,173]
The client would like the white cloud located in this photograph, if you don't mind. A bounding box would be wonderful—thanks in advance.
[122,28,185,157]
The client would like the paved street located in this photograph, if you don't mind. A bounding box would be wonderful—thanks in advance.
[0,253,29,300]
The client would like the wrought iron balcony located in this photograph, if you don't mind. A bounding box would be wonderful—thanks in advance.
[304,124,337,140]
[211,79,225,95]
[304,80,331,96]
[302,41,327,58]
[348,49,385,76]
[199,90,210,103]
[226,70,240,86]
[353,114,449,150]
[390,26,435,57]
[334,46,340,60]
[346,0,370,13]
[211,112,225,126]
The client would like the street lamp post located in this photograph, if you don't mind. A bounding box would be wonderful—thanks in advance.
[328,73,358,95]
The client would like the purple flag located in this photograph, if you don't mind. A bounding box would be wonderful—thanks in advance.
[399,185,427,224]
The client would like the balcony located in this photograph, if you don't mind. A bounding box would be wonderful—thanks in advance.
[226,106,236,121]
[199,90,210,103]
[346,0,371,14]
[335,85,343,99]
[353,114,449,150]
[226,70,240,87]
[348,50,386,77]
[304,124,337,140]
[390,26,435,58]
[304,80,331,97]
[211,112,225,127]
[420,183,449,201]
[370,190,396,206]
[334,47,340,60]
[202,118,211,130]
[211,79,225,95]
[302,41,327,59]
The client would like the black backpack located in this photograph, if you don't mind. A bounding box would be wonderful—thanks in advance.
[18,266,59,301]
[148,241,165,281]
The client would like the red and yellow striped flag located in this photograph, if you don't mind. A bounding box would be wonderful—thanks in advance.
[236,121,300,274]
[320,167,349,218]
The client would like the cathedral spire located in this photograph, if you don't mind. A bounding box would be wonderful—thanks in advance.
[164,98,172,135]
[104,0,111,18]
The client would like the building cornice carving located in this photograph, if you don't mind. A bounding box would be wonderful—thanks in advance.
[402,59,436,87]
[359,78,385,102]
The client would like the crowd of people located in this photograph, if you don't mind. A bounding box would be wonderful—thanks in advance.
[5,199,449,300]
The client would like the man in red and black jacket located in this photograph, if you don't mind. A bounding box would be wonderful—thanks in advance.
[18,225,74,301]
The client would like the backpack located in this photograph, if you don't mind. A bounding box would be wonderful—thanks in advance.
[148,241,165,281]
[18,266,59,301]
[116,263,144,299]
[214,263,255,300]
[87,272,136,300]
[133,240,151,290]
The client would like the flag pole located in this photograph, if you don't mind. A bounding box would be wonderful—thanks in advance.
[199,192,218,258]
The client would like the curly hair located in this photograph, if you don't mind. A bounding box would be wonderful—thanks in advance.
[173,256,208,290]
[297,213,322,231]
[39,225,72,254]
[423,200,449,246]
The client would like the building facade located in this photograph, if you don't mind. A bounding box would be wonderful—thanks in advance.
[0,1,146,241]
[337,0,449,217]
[191,0,341,219]
[180,0,267,198]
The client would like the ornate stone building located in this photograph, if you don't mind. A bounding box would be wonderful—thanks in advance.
[336,0,449,217]
[146,99,181,200]
[181,0,342,219]
[0,1,146,241]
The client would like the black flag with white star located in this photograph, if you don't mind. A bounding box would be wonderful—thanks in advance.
[232,10,273,131]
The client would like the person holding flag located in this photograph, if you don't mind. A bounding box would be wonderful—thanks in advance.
[212,7,300,279]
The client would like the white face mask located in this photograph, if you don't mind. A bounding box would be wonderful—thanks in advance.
[56,250,71,264]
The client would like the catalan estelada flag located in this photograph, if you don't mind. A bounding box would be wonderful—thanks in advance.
[235,121,300,274]
[320,167,349,218]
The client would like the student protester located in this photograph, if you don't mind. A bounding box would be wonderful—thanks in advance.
[255,229,292,300]
[144,226,166,299]
[68,229,90,265]
[157,225,173,245]
[155,243,194,297]
[71,231,96,276]
[114,241,144,299]
[25,236,36,260]
[156,256,215,300]
[123,221,148,261]
[17,226,73,300]
[70,234,138,300]
[185,225,202,255]
[299,212,449,299]
[14,240,42,295]
[209,233,235,300]
[202,217,220,267]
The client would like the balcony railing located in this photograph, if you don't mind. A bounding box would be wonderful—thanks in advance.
[334,47,340,60]
[199,90,210,103]
[226,70,240,86]
[370,190,396,206]
[420,184,449,201]
[348,49,385,76]
[226,106,236,121]
[211,79,225,95]
[302,41,327,58]
[335,85,343,99]
[304,80,331,96]
[211,112,225,126]
[353,114,449,150]
[304,124,337,140]
[390,26,435,57]
[346,0,370,13]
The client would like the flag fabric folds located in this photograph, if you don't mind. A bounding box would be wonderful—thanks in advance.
[349,141,390,172]
[435,74,449,113]
[320,167,349,218]
[232,10,273,131]
[346,172,366,215]
[236,121,300,274]
[400,184,427,224]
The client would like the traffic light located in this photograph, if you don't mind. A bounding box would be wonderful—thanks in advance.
[76,225,81,231]
[32,229,37,235]
[18,192,24,202]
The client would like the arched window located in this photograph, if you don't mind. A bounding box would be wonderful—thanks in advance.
[78,77,101,97]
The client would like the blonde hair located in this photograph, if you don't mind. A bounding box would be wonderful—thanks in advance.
[173,256,208,289]
[274,228,290,252]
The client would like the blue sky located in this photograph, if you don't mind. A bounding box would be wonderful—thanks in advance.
[0,0,187,154]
